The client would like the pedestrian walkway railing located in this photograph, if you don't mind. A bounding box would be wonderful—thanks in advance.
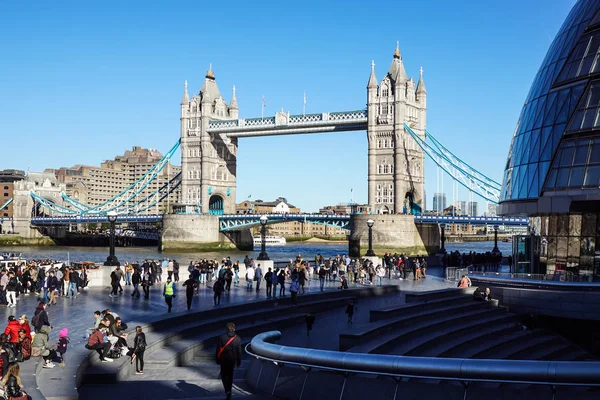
[246,331,600,399]
[468,271,578,282]
[445,267,469,282]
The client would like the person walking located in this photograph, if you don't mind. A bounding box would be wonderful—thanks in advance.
[213,278,224,306]
[318,265,327,292]
[232,261,240,286]
[182,274,197,311]
[173,260,180,283]
[141,270,152,299]
[264,268,273,298]
[305,313,315,336]
[5,272,17,308]
[216,322,242,400]
[132,326,146,375]
[278,269,286,297]
[376,264,385,286]
[245,265,255,290]
[345,300,355,324]
[68,268,79,298]
[166,260,174,280]
[131,268,141,298]
[255,264,263,292]
[109,268,120,298]
[163,276,176,313]
[290,278,299,306]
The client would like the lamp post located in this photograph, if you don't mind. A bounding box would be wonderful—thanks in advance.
[365,219,375,257]
[492,224,500,253]
[440,223,447,254]
[257,215,270,261]
[104,211,120,266]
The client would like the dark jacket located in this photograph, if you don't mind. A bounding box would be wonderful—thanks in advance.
[216,331,242,366]
[33,306,50,329]
[5,374,23,397]
[48,276,59,291]
[5,277,18,291]
[132,272,141,285]
[133,332,146,354]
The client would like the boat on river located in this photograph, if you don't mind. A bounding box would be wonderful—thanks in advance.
[253,235,287,246]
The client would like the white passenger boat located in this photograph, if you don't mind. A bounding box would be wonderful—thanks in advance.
[253,235,287,246]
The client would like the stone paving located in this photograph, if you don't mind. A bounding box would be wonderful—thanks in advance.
[0,271,452,399]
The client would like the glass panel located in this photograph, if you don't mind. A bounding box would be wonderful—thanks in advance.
[569,166,585,187]
[590,143,600,163]
[557,236,568,262]
[584,165,600,187]
[573,143,590,165]
[556,167,570,187]
[560,146,574,166]
[582,108,598,129]
[570,214,582,236]
[582,213,597,236]
[549,215,558,236]
[558,214,569,236]
[548,235,557,259]
[570,110,584,130]
[546,168,558,188]
[568,236,581,258]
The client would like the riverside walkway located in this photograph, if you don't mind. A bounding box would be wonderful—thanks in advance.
[1,273,451,400]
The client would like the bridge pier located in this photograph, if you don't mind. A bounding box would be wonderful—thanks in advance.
[348,214,439,257]
[160,214,238,252]
[223,229,254,252]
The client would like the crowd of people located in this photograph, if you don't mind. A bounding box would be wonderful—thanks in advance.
[442,251,502,270]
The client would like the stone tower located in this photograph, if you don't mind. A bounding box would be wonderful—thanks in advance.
[367,44,427,214]
[179,66,238,214]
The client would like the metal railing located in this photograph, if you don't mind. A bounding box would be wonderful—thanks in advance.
[468,271,578,282]
[246,331,600,400]
[445,267,469,282]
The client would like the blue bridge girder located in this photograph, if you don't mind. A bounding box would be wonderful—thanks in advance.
[31,215,163,225]
[219,214,352,232]
[415,215,528,226]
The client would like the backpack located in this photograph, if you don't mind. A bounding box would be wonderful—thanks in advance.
[57,337,69,354]
[32,312,41,330]
[3,343,19,363]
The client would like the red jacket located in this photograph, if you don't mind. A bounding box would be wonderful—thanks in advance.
[4,321,21,343]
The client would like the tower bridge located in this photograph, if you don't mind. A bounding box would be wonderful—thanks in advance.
[19,44,511,255]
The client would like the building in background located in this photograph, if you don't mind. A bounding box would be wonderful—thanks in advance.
[467,201,479,216]
[498,0,600,280]
[319,203,370,215]
[453,200,467,216]
[0,170,25,221]
[47,147,180,214]
[485,203,498,217]
[432,193,446,214]
[236,198,347,238]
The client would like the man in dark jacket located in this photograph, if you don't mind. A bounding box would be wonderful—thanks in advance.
[216,322,242,400]
[131,268,141,298]
[33,302,50,333]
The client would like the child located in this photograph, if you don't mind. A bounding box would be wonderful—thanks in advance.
[57,328,70,367]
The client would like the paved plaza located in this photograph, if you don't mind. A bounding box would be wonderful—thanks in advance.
[0,271,452,399]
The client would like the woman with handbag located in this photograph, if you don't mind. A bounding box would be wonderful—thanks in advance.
[2,362,28,399]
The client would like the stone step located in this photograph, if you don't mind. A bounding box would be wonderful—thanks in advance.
[474,334,558,359]
[420,321,519,358]
[370,295,473,322]
[398,312,515,356]
[540,344,593,361]
[438,325,530,358]
[348,306,509,354]
[340,300,492,351]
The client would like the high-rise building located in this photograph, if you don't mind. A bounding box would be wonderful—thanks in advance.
[486,203,498,217]
[454,200,467,216]
[48,147,181,214]
[467,201,478,216]
[432,193,446,213]
[499,0,600,280]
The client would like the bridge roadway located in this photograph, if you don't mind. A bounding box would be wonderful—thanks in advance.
[31,214,529,230]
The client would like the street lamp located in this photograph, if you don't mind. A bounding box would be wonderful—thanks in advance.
[104,211,120,266]
[257,215,270,261]
[492,224,500,253]
[440,223,447,254]
[365,219,375,257]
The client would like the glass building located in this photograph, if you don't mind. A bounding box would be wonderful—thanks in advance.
[499,0,600,281]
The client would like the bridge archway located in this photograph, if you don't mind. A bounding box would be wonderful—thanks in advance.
[209,195,224,215]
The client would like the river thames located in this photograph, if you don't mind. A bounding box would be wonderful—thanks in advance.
[2,240,511,265]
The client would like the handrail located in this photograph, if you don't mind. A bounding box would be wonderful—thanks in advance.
[248,331,600,387]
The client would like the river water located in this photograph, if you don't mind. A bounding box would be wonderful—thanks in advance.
[1,241,511,265]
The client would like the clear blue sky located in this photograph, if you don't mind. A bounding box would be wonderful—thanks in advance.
[0,0,577,213]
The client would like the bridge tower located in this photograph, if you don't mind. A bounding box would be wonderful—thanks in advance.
[367,44,426,214]
[179,66,238,215]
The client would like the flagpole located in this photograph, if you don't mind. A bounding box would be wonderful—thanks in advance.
[261,96,264,120]
[303,91,306,116]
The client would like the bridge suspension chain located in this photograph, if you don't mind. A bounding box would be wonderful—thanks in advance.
[0,198,13,212]
[404,124,500,204]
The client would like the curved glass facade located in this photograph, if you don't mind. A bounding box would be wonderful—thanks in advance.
[501,0,600,201]
[501,0,600,281]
